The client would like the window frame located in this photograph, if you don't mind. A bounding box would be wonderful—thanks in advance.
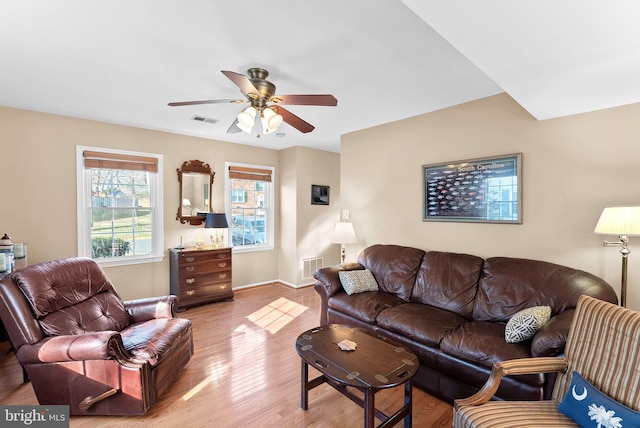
[76,145,164,267]
[225,162,275,253]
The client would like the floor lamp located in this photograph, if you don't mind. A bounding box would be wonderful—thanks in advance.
[594,206,640,307]
[330,222,357,264]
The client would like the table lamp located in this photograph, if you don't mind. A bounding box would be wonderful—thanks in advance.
[205,213,229,248]
[594,206,640,307]
[330,222,357,264]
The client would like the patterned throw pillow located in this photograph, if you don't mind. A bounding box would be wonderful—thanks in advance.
[558,371,640,427]
[504,306,551,343]
[338,269,379,295]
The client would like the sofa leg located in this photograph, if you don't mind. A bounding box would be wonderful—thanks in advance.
[79,388,120,410]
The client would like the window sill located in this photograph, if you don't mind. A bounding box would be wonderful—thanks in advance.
[232,244,275,254]
[94,254,164,268]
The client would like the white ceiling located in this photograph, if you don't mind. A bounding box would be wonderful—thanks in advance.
[2,1,639,153]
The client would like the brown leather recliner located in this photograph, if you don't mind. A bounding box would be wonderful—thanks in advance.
[0,257,194,415]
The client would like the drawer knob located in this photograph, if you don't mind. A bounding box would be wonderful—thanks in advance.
[218,262,227,268]
[186,278,196,284]
[219,284,227,290]
[185,256,195,262]
[185,266,195,272]
[218,254,226,259]
[218,273,227,279]
[186,290,195,296]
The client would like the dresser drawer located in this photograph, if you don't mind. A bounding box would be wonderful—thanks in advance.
[180,281,232,301]
[179,270,231,288]
[179,259,231,276]
[178,250,230,265]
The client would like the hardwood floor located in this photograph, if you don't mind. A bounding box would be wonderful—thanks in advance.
[0,283,453,427]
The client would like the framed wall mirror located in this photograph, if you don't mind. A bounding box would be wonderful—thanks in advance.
[176,160,215,226]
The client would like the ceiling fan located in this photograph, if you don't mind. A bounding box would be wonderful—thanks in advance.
[168,68,337,136]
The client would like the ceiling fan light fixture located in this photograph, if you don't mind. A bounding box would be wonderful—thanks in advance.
[237,121,253,133]
[237,106,256,129]
[262,107,283,133]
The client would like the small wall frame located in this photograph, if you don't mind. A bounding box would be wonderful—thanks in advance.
[423,153,522,224]
[311,185,330,205]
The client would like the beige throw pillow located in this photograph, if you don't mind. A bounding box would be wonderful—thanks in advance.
[338,269,379,295]
[504,306,552,343]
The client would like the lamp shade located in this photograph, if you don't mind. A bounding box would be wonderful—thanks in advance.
[330,222,357,244]
[237,106,256,128]
[204,213,229,229]
[594,206,640,236]
[261,107,283,134]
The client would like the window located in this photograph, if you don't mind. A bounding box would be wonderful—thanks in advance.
[225,163,274,251]
[77,146,164,266]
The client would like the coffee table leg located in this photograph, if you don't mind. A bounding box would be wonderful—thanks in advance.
[301,360,309,410]
[364,388,375,428]
[404,381,412,428]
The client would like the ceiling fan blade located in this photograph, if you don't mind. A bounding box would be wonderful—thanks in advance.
[273,106,315,133]
[227,118,242,133]
[221,70,260,98]
[168,99,244,107]
[271,94,338,106]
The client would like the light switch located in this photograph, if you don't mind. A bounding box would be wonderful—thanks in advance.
[342,209,350,220]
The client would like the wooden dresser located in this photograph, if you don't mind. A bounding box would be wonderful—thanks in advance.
[169,247,233,311]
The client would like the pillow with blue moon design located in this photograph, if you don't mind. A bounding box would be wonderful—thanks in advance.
[558,371,640,427]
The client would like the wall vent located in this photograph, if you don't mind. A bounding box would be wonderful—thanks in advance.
[302,257,324,279]
[191,115,219,124]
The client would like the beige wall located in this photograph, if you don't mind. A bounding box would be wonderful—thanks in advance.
[279,146,341,285]
[1,106,338,299]
[341,93,640,310]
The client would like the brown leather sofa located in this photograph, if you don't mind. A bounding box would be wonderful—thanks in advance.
[313,244,617,403]
[0,257,194,415]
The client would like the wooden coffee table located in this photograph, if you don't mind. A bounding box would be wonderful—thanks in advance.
[295,324,418,428]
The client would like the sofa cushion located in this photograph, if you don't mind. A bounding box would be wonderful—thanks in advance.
[339,269,379,295]
[410,251,483,319]
[473,257,616,322]
[440,321,531,368]
[328,290,406,324]
[505,306,551,343]
[376,303,467,347]
[357,245,425,302]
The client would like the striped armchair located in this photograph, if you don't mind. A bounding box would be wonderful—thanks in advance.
[453,295,640,427]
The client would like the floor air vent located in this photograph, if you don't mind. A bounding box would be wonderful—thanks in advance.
[302,257,324,279]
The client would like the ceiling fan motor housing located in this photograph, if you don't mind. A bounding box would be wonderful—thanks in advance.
[247,68,276,104]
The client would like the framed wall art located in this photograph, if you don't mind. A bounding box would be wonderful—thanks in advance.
[423,153,522,223]
[311,184,330,205]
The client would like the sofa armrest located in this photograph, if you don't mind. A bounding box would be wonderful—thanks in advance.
[313,263,363,325]
[531,309,575,357]
[124,295,177,322]
[16,331,128,364]
[454,357,569,408]
[313,263,363,298]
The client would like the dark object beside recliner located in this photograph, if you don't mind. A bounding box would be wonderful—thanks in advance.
[0,257,194,415]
